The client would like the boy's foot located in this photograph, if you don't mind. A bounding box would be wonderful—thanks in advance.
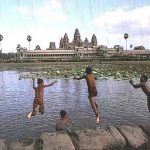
[27,112,32,119]
[96,114,100,124]
[35,105,40,112]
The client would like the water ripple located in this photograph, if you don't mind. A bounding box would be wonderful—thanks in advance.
[0,71,150,140]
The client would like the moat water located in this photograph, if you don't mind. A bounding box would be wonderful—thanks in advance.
[0,70,150,140]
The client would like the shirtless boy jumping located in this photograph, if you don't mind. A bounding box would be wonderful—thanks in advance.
[27,78,57,119]
[75,66,100,124]
[129,75,150,112]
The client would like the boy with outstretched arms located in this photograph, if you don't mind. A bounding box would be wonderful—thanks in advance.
[129,75,150,112]
[27,78,57,119]
[75,66,100,124]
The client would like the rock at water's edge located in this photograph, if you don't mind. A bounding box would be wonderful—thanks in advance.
[72,127,125,150]
[8,141,33,150]
[118,126,148,149]
[40,132,75,150]
[109,125,126,149]
[0,139,7,150]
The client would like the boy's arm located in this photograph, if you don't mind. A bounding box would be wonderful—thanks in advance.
[129,79,142,88]
[67,117,74,124]
[44,80,58,87]
[95,76,98,80]
[33,79,36,90]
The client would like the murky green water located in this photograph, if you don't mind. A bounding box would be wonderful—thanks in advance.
[0,67,150,140]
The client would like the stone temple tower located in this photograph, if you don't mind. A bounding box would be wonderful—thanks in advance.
[91,34,97,47]
[59,37,63,49]
[73,28,82,47]
[59,33,69,49]
[63,33,69,49]
[84,37,89,48]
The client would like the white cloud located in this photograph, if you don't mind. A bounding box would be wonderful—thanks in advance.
[0,0,70,53]
[16,0,68,22]
[0,30,26,53]
[122,5,130,10]
[4,1,150,52]
[0,27,67,53]
[47,0,62,9]
[1,0,76,53]
[93,6,150,49]
[16,6,31,14]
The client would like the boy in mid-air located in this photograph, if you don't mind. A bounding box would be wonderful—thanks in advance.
[129,75,150,112]
[75,66,100,124]
[56,110,73,131]
[27,78,57,119]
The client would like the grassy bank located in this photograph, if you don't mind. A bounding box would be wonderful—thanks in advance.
[0,61,93,70]
[0,61,150,69]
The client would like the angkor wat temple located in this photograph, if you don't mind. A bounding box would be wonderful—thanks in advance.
[17,28,101,61]
[17,28,150,61]
[59,28,97,49]
[46,28,98,50]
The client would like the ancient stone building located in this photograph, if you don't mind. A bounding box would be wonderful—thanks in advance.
[72,28,83,47]
[134,46,145,50]
[15,28,150,61]
[84,38,89,48]
[63,33,69,49]
[59,33,69,49]
[59,28,98,49]
[47,42,56,50]
[17,28,102,61]
[91,34,97,47]
[59,37,63,49]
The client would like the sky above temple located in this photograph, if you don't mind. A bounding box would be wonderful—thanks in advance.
[0,0,150,52]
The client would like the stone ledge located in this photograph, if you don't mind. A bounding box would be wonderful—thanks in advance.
[109,125,126,149]
[0,139,7,150]
[40,132,75,150]
[70,126,126,150]
[1,125,150,150]
[117,126,149,149]
[8,142,33,150]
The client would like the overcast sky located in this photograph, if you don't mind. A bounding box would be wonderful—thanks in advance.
[0,0,150,53]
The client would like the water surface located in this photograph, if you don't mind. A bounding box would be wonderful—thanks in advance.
[0,70,150,140]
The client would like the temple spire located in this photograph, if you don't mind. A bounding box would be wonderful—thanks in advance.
[91,34,97,46]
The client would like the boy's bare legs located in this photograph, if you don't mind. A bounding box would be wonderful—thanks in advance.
[147,97,150,112]
[39,105,44,115]
[89,97,100,124]
[27,112,32,119]
[27,105,40,119]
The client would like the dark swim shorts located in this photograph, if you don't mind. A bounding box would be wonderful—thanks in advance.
[88,87,98,97]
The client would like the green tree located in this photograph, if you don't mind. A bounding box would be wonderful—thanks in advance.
[27,35,32,50]
[124,33,129,51]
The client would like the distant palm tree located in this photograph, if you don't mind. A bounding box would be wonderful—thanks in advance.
[27,35,32,50]
[124,33,129,51]
[0,35,3,57]
[0,34,3,47]
[35,45,41,50]
[0,34,3,42]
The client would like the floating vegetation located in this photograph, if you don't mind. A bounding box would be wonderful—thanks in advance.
[18,63,150,80]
